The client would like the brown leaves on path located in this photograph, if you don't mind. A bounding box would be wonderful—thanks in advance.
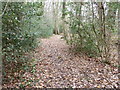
[29,35,119,88]
[4,35,119,88]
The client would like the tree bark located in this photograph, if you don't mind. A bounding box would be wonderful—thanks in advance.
[62,1,67,39]
[53,2,59,34]
[118,7,120,75]
[97,2,107,60]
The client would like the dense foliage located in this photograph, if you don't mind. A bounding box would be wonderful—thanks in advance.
[62,2,119,60]
[23,2,53,38]
[2,2,53,84]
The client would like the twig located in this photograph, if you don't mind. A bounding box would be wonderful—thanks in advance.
[0,0,9,17]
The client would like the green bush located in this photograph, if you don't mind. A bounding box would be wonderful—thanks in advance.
[2,2,38,84]
[68,22,100,57]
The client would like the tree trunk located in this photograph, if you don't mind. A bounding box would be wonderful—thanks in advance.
[53,2,59,35]
[118,7,120,75]
[62,1,67,39]
[97,2,107,60]
[91,2,101,55]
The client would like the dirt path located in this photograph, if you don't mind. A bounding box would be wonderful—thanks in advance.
[24,35,119,88]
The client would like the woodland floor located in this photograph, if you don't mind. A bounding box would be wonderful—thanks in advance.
[3,35,120,88]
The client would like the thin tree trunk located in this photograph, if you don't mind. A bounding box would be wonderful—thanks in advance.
[53,2,59,35]
[106,4,117,60]
[118,7,120,75]
[97,2,107,60]
[62,1,67,39]
[91,2,101,55]
[77,3,82,47]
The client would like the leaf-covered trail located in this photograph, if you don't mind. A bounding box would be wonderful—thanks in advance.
[25,35,119,88]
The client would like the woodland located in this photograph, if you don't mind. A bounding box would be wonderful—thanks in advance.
[1,1,120,88]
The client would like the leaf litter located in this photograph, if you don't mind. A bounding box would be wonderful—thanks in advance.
[3,35,119,88]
